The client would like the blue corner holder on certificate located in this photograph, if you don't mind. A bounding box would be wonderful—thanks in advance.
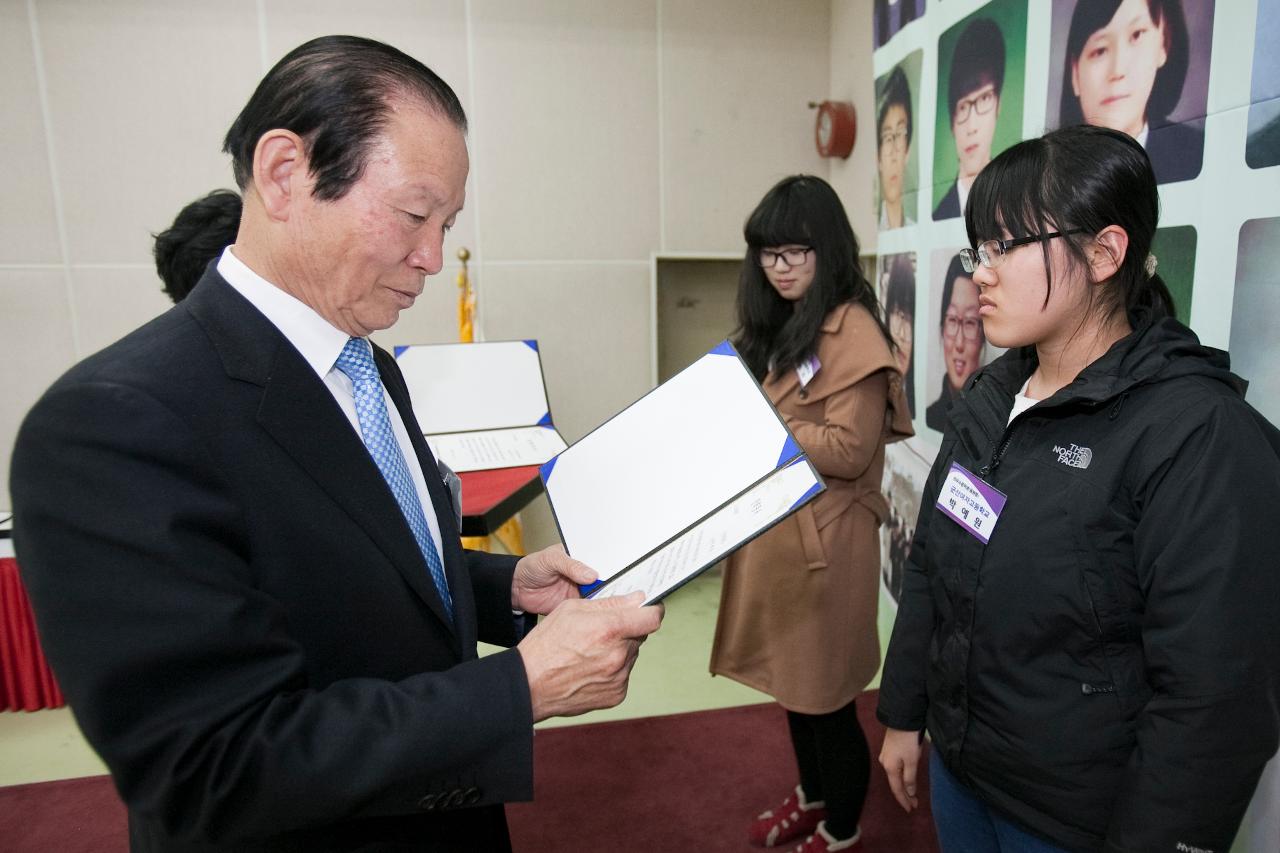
[540,340,825,604]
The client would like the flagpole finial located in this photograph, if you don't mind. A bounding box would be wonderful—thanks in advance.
[456,247,475,343]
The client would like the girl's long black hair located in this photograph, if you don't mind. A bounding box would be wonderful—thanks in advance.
[733,175,892,380]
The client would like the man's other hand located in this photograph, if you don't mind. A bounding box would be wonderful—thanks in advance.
[517,592,663,722]
[511,544,597,614]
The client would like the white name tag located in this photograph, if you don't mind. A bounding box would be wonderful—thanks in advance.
[796,356,821,388]
[935,462,1007,544]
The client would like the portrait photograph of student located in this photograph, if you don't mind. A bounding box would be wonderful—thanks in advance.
[879,441,930,607]
[1229,216,1280,853]
[710,175,913,853]
[1147,224,1197,323]
[1231,217,1280,427]
[873,0,925,49]
[877,124,1280,853]
[932,3,1028,222]
[879,252,917,417]
[924,254,986,433]
[1246,0,1280,169]
[1051,0,1214,185]
[875,58,920,231]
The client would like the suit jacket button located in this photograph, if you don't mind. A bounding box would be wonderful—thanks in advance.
[464,786,482,805]
[445,788,467,809]
[418,793,439,811]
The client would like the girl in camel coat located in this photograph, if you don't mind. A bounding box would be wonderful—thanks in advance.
[711,175,913,853]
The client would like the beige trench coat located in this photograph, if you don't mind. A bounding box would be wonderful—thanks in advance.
[710,301,913,714]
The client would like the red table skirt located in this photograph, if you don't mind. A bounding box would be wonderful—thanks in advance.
[0,557,65,711]
[457,466,544,537]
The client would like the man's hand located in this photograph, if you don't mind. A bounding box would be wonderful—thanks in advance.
[880,727,923,813]
[511,544,597,615]
[517,592,663,722]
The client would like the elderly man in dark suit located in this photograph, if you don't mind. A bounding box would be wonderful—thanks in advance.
[10,35,661,853]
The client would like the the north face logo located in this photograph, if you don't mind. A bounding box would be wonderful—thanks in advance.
[1053,444,1093,469]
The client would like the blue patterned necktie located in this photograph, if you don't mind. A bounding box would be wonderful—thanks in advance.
[335,337,453,621]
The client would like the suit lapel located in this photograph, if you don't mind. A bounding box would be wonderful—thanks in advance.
[377,346,478,655]
[186,272,458,639]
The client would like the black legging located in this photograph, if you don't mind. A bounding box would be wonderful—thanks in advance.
[786,698,871,840]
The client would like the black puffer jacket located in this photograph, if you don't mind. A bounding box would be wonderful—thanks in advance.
[878,314,1280,853]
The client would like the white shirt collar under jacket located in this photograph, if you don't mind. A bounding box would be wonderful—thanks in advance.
[1008,376,1039,425]
[214,247,446,557]
[216,246,349,383]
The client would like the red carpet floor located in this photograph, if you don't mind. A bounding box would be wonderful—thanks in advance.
[507,695,938,852]
[0,694,937,852]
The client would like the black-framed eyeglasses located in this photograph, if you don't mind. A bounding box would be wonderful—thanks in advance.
[757,247,813,268]
[954,87,997,124]
[943,314,982,342]
[958,230,1086,273]
[879,128,909,153]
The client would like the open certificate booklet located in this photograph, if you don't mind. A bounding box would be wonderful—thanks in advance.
[540,341,824,604]
[394,340,568,472]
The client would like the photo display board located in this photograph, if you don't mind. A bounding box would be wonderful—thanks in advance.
[872,3,1280,845]
[872,0,1280,560]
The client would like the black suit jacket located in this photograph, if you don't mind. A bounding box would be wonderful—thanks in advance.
[932,181,960,221]
[10,269,532,852]
[1145,119,1205,185]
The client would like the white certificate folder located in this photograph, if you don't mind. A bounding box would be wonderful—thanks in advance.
[540,341,824,604]
[394,340,568,472]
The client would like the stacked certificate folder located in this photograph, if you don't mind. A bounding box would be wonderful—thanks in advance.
[540,341,824,604]
[395,340,568,472]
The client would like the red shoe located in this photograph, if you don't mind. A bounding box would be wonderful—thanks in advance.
[748,785,827,847]
[788,822,863,852]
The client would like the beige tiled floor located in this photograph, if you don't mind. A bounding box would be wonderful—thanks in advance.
[0,704,106,786]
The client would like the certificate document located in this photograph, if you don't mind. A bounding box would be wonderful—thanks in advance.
[540,341,824,603]
[395,340,567,472]
[426,426,568,472]
[589,459,821,603]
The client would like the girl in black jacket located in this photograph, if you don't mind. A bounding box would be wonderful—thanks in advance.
[876,125,1280,852]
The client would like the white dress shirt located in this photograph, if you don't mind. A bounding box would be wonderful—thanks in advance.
[1008,376,1039,425]
[216,247,446,564]
[956,176,973,217]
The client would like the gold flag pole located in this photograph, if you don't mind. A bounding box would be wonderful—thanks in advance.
[455,247,525,556]
[457,247,475,344]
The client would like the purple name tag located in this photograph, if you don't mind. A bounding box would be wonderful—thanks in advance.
[797,356,821,388]
[935,462,1007,544]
